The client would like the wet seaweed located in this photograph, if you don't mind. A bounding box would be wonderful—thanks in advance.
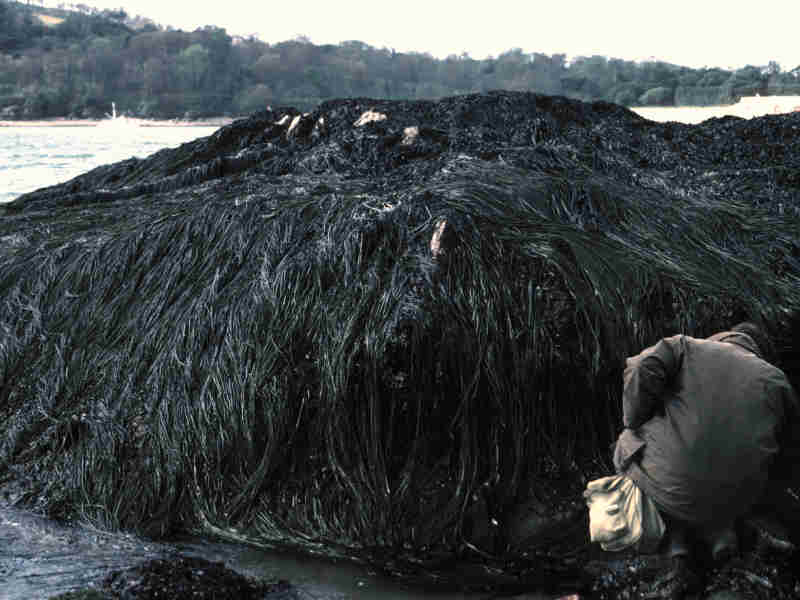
[2,92,800,591]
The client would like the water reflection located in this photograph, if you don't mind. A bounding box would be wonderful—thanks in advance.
[172,536,508,600]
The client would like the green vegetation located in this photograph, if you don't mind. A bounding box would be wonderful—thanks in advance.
[1,0,800,119]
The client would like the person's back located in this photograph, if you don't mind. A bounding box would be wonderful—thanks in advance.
[618,332,789,527]
[611,325,799,599]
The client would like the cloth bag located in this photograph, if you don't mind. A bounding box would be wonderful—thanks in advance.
[583,474,665,552]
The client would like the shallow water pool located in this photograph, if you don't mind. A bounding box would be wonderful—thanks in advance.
[0,504,558,599]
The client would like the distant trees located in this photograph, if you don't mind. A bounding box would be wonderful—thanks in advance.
[0,1,47,53]
[178,44,210,89]
[2,0,800,120]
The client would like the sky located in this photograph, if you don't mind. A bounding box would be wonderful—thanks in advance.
[39,0,800,71]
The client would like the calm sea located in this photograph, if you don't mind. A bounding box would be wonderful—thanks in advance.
[0,124,221,204]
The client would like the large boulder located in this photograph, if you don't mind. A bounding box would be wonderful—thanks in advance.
[2,91,800,595]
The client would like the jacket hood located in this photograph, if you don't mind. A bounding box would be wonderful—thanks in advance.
[707,331,762,358]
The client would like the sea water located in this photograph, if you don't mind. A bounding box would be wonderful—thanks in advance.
[0,124,221,204]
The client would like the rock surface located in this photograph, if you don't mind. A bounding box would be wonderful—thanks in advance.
[47,555,289,599]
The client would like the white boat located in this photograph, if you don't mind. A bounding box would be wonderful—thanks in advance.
[96,102,140,128]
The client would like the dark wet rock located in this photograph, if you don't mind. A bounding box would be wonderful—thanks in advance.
[705,592,749,600]
[583,529,800,600]
[48,555,286,600]
[103,556,275,599]
[48,591,108,600]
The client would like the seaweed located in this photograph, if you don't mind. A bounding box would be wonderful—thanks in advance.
[2,92,800,592]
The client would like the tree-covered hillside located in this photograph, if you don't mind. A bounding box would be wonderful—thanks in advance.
[2,0,800,119]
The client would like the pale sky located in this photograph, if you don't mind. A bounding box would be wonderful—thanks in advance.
[40,0,800,71]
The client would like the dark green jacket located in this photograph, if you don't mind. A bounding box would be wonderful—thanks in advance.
[613,332,799,526]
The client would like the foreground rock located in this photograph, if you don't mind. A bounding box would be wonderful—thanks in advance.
[48,555,287,599]
[2,91,800,599]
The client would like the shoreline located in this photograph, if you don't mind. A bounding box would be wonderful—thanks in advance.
[0,117,237,128]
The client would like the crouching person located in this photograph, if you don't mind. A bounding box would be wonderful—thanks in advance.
[590,323,799,600]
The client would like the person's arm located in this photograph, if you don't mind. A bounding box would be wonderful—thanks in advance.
[622,335,686,429]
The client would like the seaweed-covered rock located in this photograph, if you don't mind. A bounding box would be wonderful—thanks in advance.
[2,91,800,597]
